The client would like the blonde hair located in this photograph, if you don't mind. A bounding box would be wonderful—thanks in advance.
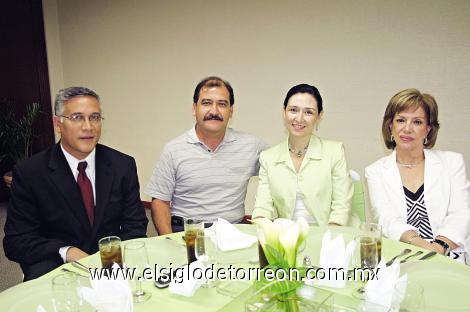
[382,88,440,149]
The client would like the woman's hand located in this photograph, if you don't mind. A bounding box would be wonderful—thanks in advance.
[401,230,444,254]
[429,241,446,255]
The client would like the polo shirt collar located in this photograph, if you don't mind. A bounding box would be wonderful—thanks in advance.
[186,125,237,144]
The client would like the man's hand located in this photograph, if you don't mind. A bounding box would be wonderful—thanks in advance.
[65,247,89,262]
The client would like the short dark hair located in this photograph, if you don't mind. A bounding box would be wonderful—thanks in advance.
[382,88,440,149]
[283,84,323,113]
[55,86,100,115]
[193,76,234,106]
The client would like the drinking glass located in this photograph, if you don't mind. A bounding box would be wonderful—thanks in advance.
[98,236,123,270]
[123,241,152,302]
[352,234,379,299]
[195,229,218,288]
[184,218,204,264]
[51,272,80,312]
[360,223,382,263]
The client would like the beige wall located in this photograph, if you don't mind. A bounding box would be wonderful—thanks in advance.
[43,0,470,215]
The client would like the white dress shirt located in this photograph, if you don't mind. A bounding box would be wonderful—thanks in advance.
[59,145,96,262]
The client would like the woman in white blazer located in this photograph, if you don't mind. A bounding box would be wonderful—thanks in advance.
[366,89,470,264]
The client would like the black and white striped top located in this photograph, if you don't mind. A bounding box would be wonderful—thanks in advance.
[404,184,433,239]
[404,184,465,262]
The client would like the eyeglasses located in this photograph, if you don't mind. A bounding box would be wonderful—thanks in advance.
[57,113,104,124]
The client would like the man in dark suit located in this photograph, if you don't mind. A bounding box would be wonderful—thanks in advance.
[3,87,148,280]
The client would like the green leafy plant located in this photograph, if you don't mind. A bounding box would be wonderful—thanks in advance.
[251,218,309,311]
[0,100,41,165]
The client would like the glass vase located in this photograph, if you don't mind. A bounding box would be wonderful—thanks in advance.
[245,284,334,312]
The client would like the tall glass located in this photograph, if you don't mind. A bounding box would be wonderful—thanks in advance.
[353,234,379,299]
[123,241,152,303]
[98,236,123,270]
[51,272,80,312]
[184,218,204,264]
[360,223,382,263]
[195,229,218,288]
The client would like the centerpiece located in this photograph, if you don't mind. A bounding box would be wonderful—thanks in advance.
[248,217,333,311]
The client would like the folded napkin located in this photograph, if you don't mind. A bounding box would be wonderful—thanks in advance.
[79,263,133,312]
[210,218,257,251]
[364,260,407,311]
[316,231,357,288]
[168,260,205,297]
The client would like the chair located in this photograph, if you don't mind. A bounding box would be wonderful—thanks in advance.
[350,170,366,222]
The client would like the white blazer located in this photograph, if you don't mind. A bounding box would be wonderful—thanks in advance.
[365,149,470,253]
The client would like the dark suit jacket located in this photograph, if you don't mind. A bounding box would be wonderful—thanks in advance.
[3,143,148,280]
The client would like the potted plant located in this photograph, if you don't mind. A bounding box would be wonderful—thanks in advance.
[0,100,41,188]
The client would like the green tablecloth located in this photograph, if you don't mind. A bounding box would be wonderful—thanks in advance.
[1,225,469,311]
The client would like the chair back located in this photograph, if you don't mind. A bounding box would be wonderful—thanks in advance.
[350,170,366,222]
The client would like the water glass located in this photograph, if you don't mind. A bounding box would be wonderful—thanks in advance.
[195,229,218,288]
[52,272,80,312]
[123,241,152,302]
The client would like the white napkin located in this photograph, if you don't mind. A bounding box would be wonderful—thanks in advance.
[210,218,257,251]
[79,263,133,312]
[168,260,205,297]
[316,231,356,288]
[364,260,407,311]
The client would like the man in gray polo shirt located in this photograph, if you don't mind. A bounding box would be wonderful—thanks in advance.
[145,76,266,234]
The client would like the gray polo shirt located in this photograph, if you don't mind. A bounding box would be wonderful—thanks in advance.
[145,127,267,223]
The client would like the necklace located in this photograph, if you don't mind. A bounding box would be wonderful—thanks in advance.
[288,143,309,158]
[396,158,424,169]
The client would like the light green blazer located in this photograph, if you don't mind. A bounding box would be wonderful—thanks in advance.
[252,135,359,227]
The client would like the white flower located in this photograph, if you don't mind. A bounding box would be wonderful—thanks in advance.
[279,222,300,267]
[252,217,310,267]
[252,218,280,251]
[296,217,309,249]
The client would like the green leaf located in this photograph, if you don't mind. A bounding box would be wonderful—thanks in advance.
[0,101,41,165]
[254,276,303,298]
[263,244,289,268]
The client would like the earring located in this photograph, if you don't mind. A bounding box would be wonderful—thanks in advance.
[424,137,428,145]
[390,135,395,142]
[316,124,319,131]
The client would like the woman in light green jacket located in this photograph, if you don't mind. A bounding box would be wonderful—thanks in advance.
[252,84,358,226]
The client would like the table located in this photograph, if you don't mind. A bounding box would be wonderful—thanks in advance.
[1,225,469,311]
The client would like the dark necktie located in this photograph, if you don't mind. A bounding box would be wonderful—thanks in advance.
[77,161,94,225]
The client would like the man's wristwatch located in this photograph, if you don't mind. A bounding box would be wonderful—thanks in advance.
[432,238,449,255]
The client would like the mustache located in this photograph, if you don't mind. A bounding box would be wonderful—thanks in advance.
[203,114,224,121]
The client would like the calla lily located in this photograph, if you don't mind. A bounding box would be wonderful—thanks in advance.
[273,218,295,233]
[253,217,309,268]
[252,218,308,311]
[279,222,300,267]
[252,217,280,252]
